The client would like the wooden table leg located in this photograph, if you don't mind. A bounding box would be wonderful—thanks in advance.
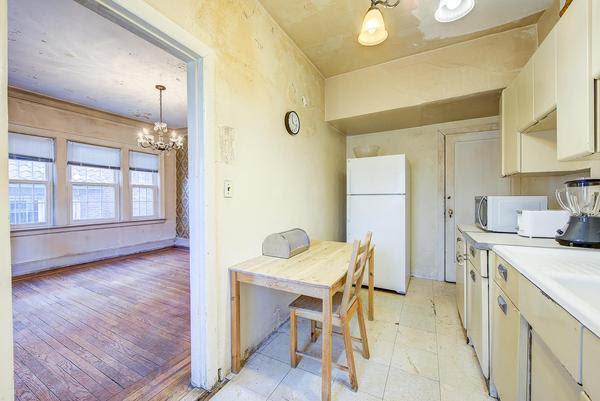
[321,289,333,401]
[231,271,241,373]
[368,247,375,321]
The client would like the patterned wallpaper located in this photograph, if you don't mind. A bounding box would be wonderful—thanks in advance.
[175,138,189,239]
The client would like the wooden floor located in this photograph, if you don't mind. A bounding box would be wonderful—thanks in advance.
[12,247,207,401]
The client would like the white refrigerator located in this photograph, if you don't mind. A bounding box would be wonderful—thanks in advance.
[346,154,410,294]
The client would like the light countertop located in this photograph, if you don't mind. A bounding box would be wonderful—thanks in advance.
[457,224,563,250]
[493,245,600,337]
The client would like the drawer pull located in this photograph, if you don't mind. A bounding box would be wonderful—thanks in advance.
[470,270,476,282]
[497,264,508,281]
[497,295,508,315]
[469,246,476,257]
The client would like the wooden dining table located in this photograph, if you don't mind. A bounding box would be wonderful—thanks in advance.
[229,240,375,401]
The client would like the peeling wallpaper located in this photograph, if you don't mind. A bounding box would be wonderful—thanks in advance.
[325,25,539,122]
[142,0,347,371]
[176,134,189,240]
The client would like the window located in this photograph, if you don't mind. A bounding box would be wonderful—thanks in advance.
[129,151,159,218]
[68,142,120,222]
[8,133,54,227]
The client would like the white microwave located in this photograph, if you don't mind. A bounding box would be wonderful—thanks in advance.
[475,196,548,233]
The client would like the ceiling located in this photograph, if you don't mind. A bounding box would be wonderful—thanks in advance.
[259,0,553,77]
[8,0,188,128]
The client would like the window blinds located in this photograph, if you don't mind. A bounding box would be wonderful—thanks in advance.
[9,132,54,162]
[67,141,121,170]
[129,151,159,173]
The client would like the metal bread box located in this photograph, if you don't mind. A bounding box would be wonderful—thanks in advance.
[262,228,310,259]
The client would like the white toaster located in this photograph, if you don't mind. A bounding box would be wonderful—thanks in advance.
[517,210,570,238]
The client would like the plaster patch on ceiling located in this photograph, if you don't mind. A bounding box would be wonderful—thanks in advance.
[259,0,553,77]
[8,0,187,127]
[412,0,553,40]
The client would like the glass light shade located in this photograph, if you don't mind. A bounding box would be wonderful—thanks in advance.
[358,7,388,46]
[435,0,475,22]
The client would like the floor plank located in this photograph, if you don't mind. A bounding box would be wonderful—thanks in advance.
[12,248,206,401]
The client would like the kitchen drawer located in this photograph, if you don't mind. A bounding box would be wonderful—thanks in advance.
[531,330,582,401]
[493,255,520,306]
[519,276,582,382]
[582,328,600,400]
[467,243,488,277]
[491,283,520,401]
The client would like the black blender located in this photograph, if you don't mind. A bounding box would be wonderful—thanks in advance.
[555,178,600,248]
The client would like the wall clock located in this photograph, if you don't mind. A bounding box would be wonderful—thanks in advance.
[285,111,300,135]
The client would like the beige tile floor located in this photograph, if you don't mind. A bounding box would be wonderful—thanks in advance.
[211,278,495,401]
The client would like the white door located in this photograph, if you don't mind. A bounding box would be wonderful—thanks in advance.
[347,155,406,195]
[444,131,510,282]
[347,194,407,293]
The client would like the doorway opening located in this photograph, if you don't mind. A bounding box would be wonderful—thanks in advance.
[443,130,510,282]
[3,0,216,398]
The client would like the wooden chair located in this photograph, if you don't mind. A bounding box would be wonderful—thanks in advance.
[289,232,372,391]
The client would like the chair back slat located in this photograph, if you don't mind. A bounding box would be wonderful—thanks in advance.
[340,232,372,316]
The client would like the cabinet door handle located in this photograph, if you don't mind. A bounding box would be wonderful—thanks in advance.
[497,264,508,281]
[470,270,476,282]
[469,246,476,258]
[497,295,508,315]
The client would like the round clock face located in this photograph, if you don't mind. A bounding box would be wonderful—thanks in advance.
[285,111,300,135]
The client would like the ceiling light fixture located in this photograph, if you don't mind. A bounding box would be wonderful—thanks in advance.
[137,85,184,153]
[358,0,400,47]
[435,0,475,23]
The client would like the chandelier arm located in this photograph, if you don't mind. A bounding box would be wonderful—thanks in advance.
[371,0,400,8]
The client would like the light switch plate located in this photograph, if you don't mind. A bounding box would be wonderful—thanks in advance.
[224,180,233,198]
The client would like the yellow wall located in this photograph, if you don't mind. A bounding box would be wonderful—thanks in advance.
[141,0,346,369]
[346,116,499,280]
[325,26,538,123]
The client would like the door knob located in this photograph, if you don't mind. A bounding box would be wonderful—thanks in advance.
[447,208,454,218]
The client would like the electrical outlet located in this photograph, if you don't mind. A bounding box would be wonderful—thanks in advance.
[224,180,233,198]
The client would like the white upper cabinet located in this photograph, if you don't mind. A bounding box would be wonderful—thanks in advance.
[534,29,557,121]
[501,86,520,176]
[556,0,595,160]
[515,59,535,132]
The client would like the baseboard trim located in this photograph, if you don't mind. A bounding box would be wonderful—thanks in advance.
[174,237,190,248]
[12,238,176,277]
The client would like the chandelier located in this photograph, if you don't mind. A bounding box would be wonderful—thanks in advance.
[137,85,184,152]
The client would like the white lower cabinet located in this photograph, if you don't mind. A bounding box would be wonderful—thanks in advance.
[487,252,590,401]
[491,283,520,401]
[456,234,467,329]
[530,330,582,401]
[467,260,489,379]
[519,275,582,381]
[582,328,600,401]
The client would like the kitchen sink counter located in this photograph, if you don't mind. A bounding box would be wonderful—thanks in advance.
[493,245,600,336]
[457,224,563,250]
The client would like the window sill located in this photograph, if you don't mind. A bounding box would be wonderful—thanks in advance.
[11,218,168,238]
